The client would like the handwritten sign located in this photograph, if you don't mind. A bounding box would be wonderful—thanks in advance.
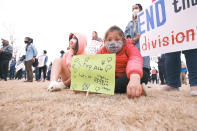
[139,0,197,56]
[70,54,115,95]
[86,40,103,54]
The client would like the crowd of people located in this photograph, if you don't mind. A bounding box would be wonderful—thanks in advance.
[0,3,196,98]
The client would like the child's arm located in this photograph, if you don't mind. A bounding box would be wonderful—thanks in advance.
[127,73,142,98]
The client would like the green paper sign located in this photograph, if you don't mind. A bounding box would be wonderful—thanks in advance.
[70,54,115,95]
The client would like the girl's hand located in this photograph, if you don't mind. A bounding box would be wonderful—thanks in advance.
[127,74,142,98]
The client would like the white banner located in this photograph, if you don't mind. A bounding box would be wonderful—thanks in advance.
[15,62,25,72]
[139,0,197,56]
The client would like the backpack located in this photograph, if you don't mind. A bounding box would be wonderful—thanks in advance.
[32,58,38,67]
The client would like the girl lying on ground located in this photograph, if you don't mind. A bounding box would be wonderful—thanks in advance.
[47,33,87,91]
[97,25,146,98]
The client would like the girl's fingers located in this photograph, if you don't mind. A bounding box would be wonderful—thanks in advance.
[127,86,132,98]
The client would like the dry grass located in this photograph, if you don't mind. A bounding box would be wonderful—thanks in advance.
[0,80,197,131]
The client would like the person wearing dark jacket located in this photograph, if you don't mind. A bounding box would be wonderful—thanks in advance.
[0,39,13,81]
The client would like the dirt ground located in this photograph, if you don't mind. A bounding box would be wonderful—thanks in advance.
[0,80,197,131]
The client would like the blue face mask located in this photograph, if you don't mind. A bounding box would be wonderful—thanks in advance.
[105,41,124,53]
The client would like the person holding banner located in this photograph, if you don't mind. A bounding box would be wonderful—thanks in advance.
[125,3,151,87]
[97,26,145,98]
[47,33,87,91]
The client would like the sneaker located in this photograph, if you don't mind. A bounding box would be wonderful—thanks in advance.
[47,81,67,92]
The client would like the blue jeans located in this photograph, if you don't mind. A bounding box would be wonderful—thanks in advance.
[165,49,197,88]
[9,68,15,79]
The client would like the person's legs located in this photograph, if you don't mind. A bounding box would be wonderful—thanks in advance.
[165,51,181,88]
[43,65,47,80]
[50,59,63,82]
[47,70,51,81]
[141,67,150,84]
[24,61,29,80]
[159,66,165,84]
[38,67,42,80]
[25,60,33,82]
[48,58,69,91]
[11,68,15,79]
[183,73,187,84]
[183,49,197,93]
[180,73,183,84]
[115,74,130,93]
[1,60,9,81]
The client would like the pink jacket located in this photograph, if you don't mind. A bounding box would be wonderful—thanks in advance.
[62,33,87,76]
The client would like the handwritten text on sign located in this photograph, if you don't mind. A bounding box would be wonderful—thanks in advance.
[70,54,115,95]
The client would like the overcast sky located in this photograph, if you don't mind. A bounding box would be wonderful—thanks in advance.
[0,0,152,63]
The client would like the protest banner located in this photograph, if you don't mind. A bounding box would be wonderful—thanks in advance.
[70,54,115,95]
[138,0,197,56]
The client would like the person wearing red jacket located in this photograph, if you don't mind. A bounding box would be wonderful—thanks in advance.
[97,26,145,98]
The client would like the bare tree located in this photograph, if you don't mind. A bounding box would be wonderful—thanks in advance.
[2,23,19,59]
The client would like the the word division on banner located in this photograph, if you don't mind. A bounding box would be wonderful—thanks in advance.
[70,54,115,95]
[138,0,197,56]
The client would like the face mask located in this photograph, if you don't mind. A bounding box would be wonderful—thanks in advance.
[70,39,77,46]
[133,9,139,17]
[105,41,124,53]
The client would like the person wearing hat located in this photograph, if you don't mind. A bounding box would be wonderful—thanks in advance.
[0,39,13,81]
[24,37,37,82]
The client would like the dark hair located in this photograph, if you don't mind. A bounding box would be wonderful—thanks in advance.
[92,31,98,40]
[25,37,33,44]
[73,39,79,55]
[136,4,143,11]
[126,35,131,39]
[60,50,65,54]
[43,50,47,54]
[69,33,74,41]
[104,25,126,43]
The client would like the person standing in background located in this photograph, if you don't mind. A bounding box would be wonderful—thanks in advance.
[0,39,13,81]
[158,54,166,85]
[180,61,187,85]
[151,67,158,84]
[9,58,16,80]
[24,37,37,82]
[125,3,151,86]
[92,31,102,42]
[47,62,52,81]
[37,50,48,82]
